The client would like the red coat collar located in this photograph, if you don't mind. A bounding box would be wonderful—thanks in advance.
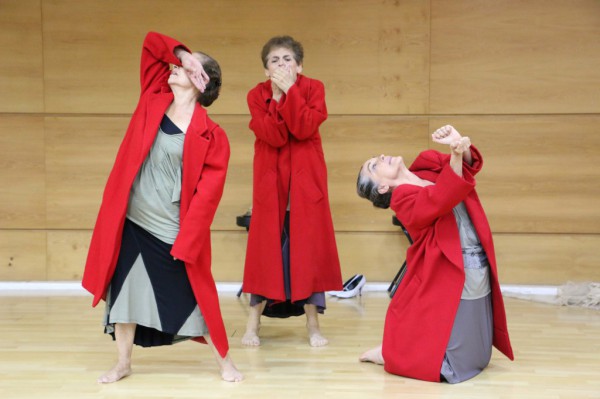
[147,92,209,134]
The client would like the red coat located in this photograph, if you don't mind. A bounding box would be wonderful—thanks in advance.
[82,32,230,358]
[382,146,513,382]
[242,75,342,301]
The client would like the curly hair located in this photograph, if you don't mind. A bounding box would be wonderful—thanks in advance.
[193,52,222,107]
[260,35,304,68]
[356,167,392,209]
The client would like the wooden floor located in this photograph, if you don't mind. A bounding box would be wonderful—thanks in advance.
[1,291,599,399]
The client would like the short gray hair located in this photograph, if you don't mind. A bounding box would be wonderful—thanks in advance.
[356,167,392,209]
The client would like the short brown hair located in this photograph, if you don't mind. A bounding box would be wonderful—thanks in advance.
[260,35,304,68]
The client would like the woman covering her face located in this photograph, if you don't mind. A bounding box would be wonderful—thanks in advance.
[357,125,514,383]
[241,35,343,348]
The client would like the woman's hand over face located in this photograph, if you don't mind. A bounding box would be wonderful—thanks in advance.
[180,52,209,93]
[270,66,296,94]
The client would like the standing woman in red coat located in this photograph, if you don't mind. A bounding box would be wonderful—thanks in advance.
[241,36,343,347]
[356,125,513,383]
[82,32,242,383]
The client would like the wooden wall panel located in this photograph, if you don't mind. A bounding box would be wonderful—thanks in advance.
[45,116,127,229]
[0,0,44,113]
[336,231,409,283]
[211,231,248,282]
[47,230,90,281]
[42,0,429,115]
[0,230,46,280]
[495,234,600,285]
[430,0,600,114]
[42,1,147,114]
[0,116,46,229]
[427,116,600,234]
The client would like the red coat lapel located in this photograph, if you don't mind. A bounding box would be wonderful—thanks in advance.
[180,103,210,217]
[141,92,173,158]
[435,215,464,270]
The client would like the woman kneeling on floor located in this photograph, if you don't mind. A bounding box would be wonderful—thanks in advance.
[356,125,514,383]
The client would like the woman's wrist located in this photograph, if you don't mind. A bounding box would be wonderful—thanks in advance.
[450,151,464,176]
[174,46,187,61]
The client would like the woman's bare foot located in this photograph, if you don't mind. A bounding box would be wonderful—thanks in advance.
[98,323,135,383]
[304,304,328,347]
[241,328,260,346]
[307,324,329,347]
[218,355,244,382]
[242,302,265,346]
[97,363,132,383]
[359,345,384,365]
[204,334,243,382]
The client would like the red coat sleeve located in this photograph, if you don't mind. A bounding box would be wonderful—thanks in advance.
[140,32,190,94]
[171,128,230,263]
[410,146,483,179]
[247,85,289,148]
[464,145,483,177]
[393,163,476,230]
[277,77,327,141]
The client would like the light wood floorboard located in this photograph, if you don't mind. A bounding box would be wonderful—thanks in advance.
[0,293,598,398]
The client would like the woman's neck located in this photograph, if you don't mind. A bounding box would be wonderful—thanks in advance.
[394,170,433,188]
[170,86,198,109]
[166,90,198,133]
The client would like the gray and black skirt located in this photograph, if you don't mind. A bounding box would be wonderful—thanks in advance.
[103,219,208,347]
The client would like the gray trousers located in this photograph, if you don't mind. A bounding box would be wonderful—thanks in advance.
[440,293,493,383]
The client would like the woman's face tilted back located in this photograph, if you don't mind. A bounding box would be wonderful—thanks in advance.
[357,154,406,209]
[360,154,405,189]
